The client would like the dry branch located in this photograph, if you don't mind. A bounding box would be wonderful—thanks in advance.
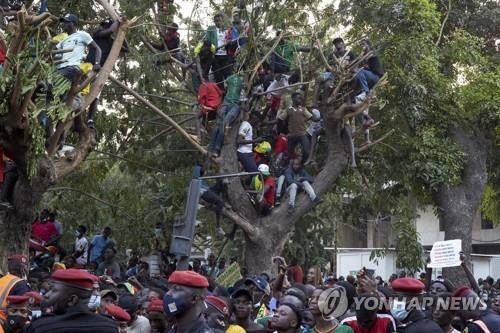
[110,76,207,156]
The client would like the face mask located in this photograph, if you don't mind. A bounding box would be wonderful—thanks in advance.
[302,324,312,331]
[7,315,28,330]
[154,228,162,237]
[391,300,408,322]
[163,294,188,317]
[88,295,101,311]
[74,230,80,237]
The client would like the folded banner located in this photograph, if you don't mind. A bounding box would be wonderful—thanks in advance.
[428,239,462,268]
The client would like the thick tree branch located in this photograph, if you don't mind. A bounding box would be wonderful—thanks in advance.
[221,207,258,239]
[95,0,120,21]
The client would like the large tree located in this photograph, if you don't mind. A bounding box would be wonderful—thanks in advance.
[343,0,500,284]
[0,0,129,268]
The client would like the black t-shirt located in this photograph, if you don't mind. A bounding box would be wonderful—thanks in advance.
[87,29,113,66]
[331,50,358,67]
[23,304,118,333]
[366,54,384,77]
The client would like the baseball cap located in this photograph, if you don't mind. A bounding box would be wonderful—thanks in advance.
[245,277,271,296]
[60,14,78,23]
[258,164,270,176]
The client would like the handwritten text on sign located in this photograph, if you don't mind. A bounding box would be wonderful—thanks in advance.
[428,239,462,268]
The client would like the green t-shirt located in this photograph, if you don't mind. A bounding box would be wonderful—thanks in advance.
[304,325,354,333]
[224,74,243,104]
[274,42,299,66]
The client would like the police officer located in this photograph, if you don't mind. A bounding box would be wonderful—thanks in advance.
[1,292,42,333]
[163,270,213,333]
[23,269,118,333]
[391,277,442,333]
[0,256,31,321]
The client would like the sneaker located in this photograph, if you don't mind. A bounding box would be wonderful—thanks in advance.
[216,226,225,237]
[312,196,323,204]
[287,204,295,215]
[87,119,95,129]
[355,91,367,103]
[275,196,281,206]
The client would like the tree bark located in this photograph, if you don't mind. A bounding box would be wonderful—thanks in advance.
[433,127,489,287]
[218,109,349,275]
[0,158,55,269]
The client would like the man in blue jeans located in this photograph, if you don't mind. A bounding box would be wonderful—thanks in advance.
[209,73,243,157]
[354,39,384,144]
[237,111,261,172]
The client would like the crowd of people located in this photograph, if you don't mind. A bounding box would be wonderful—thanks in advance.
[1,241,500,333]
[0,0,384,218]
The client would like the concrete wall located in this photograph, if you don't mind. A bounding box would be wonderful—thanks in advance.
[333,249,500,280]
[415,206,500,248]
[336,249,397,279]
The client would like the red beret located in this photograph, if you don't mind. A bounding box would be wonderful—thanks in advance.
[6,296,31,307]
[205,295,229,317]
[391,278,425,294]
[168,271,209,288]
[452,286,472,298]
[24,292,44,305]
[7,255,28,264]
[147,298,164,313]
[51,268,98,290]
[105,304,131,322]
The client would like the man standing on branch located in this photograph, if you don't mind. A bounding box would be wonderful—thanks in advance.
[56,13,102,84]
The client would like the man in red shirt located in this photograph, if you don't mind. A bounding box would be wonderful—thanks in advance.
[31,209,60,244]
[288,258,303,284]
[257,164,275,216]
[341,293,396,333]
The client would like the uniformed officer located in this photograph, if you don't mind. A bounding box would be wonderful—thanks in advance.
[163,270,213,333]
[453,286,500,333]
[23,269,118,333]
[1,292,42,333]
[391,277,442,333]
[0,256,31,321]
[102,303,131,333]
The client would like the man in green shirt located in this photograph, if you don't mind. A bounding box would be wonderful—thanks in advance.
[208,73,243,157]
[270,33,311,74]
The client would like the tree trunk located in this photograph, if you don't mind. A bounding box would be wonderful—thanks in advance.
[218,109,349,275]
[433,127,488,286]
[0,158,54,270]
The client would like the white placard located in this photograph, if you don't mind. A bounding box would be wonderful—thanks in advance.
[427,239,462,268]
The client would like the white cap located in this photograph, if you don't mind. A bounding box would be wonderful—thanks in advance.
[312,109,321,121]
[258,164,270,175]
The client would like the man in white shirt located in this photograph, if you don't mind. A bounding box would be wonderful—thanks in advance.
[56,13,102,83]
[237,111,261,172]
[73,225,89,266]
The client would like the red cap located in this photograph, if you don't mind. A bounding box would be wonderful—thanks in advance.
[6,296,31,307]
[7,255,28,265]
[147,298,164,313]
[168,271,209,288]
[452,286,472,298]
[391,278,425,294]
[205,295,229,317]
[105,303,131,322]
[51,268,98,290]
[23,292,44,305]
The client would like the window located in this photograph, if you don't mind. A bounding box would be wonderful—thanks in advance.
[439,219,445,232]
[481,218,494,230]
